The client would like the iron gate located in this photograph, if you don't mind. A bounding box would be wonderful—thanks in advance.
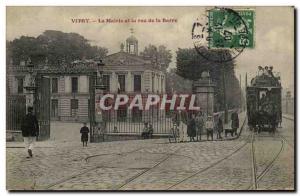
[6,95,26,130]
[35,75,51,140]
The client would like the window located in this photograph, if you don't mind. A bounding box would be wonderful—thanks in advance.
[152,75,155,92]
[51,99,58,117]
[71,77,78,93]
[129,45,135,54]
[52,78,58,93]
[118,75,126,92]
[17,77,24,93]
[134,75,141,92]
[71,99,78,117]
[103,75,110,91]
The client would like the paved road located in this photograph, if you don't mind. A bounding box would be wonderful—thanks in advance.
[6,116,294,191]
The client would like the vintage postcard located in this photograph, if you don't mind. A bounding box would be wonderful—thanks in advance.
[6,6,295,191]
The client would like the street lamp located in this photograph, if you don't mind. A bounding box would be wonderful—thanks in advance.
[95,59,106,90]
[222,64,228,124]
[91,58,106,142]
[24,58,37,92]
[24,58,37,111]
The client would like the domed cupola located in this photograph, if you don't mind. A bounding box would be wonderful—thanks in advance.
[126,28,138,55]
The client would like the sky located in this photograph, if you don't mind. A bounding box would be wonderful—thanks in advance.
[6,6,294,90]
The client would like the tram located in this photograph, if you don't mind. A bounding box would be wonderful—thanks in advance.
[246,66,282,133]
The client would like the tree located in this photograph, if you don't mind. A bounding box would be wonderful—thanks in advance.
[175,47,241,111]
[8,30,108,66]
[165,68,193,94]
[10,36,46,66]
[140,44,172,71]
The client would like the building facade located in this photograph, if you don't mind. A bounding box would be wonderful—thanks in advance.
[7,34,166,123]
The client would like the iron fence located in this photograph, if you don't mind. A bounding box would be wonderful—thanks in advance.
[6,95,26,130]
[103,109,173,135]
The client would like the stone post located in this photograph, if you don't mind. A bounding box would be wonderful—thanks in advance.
[193,71,215,117]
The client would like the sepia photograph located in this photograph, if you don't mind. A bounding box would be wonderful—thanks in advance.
[5,6,295,191]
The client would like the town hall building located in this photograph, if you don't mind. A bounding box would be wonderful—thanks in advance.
[7,33,166,125]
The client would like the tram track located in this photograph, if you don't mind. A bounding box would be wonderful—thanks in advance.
[116,147,182,190]
[87,115,249,190]
[45,145,184,190]
[248,132,285,190]
[46,114,287,190]
[166,118,248,190]
[114,117,247,190]
[45,146,146,190]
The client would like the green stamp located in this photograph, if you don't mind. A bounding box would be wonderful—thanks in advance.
[208,8,254,48]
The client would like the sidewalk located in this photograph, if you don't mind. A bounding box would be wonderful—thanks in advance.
[282,113,294,120]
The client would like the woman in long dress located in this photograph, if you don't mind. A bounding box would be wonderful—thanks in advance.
[179,112,188,142]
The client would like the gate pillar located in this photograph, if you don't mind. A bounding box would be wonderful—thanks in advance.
[193,71,215,117]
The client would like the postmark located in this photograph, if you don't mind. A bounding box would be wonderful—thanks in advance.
[192,8,254,63]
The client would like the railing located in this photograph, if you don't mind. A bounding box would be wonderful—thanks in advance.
[103,109,173,135]
[93,109,240,137]
[6,95,26,130]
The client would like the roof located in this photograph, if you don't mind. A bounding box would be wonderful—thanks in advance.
[126,35,138,42]
[103,51,151,66]
[250,74,281,87]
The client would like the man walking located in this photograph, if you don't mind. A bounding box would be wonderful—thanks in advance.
[21,106,39,158]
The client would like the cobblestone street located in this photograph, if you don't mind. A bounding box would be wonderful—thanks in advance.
[6,115,294,191]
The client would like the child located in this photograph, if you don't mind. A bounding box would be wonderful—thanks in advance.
[206,116,214,140]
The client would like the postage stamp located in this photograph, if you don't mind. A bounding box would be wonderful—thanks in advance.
[208,8,255,48]
[192,7,255,62]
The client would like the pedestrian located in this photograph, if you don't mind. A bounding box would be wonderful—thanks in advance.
[171,112,179,127]
[231,110,239,136]
[80,122,89,147]
[187,113,196,142]
[21,106,39,158]
[141,122,149,139]
[179,112,188,142]
[195,111,204,141]
[205,116,214,140]
[170,123,179,142]
[148,124,154,139]
[216,115,223,139]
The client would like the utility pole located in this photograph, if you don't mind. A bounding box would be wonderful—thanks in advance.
[245,73,248,112]
[222,64,228,123]
[239,74,242,111]
[245,73,248,87]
